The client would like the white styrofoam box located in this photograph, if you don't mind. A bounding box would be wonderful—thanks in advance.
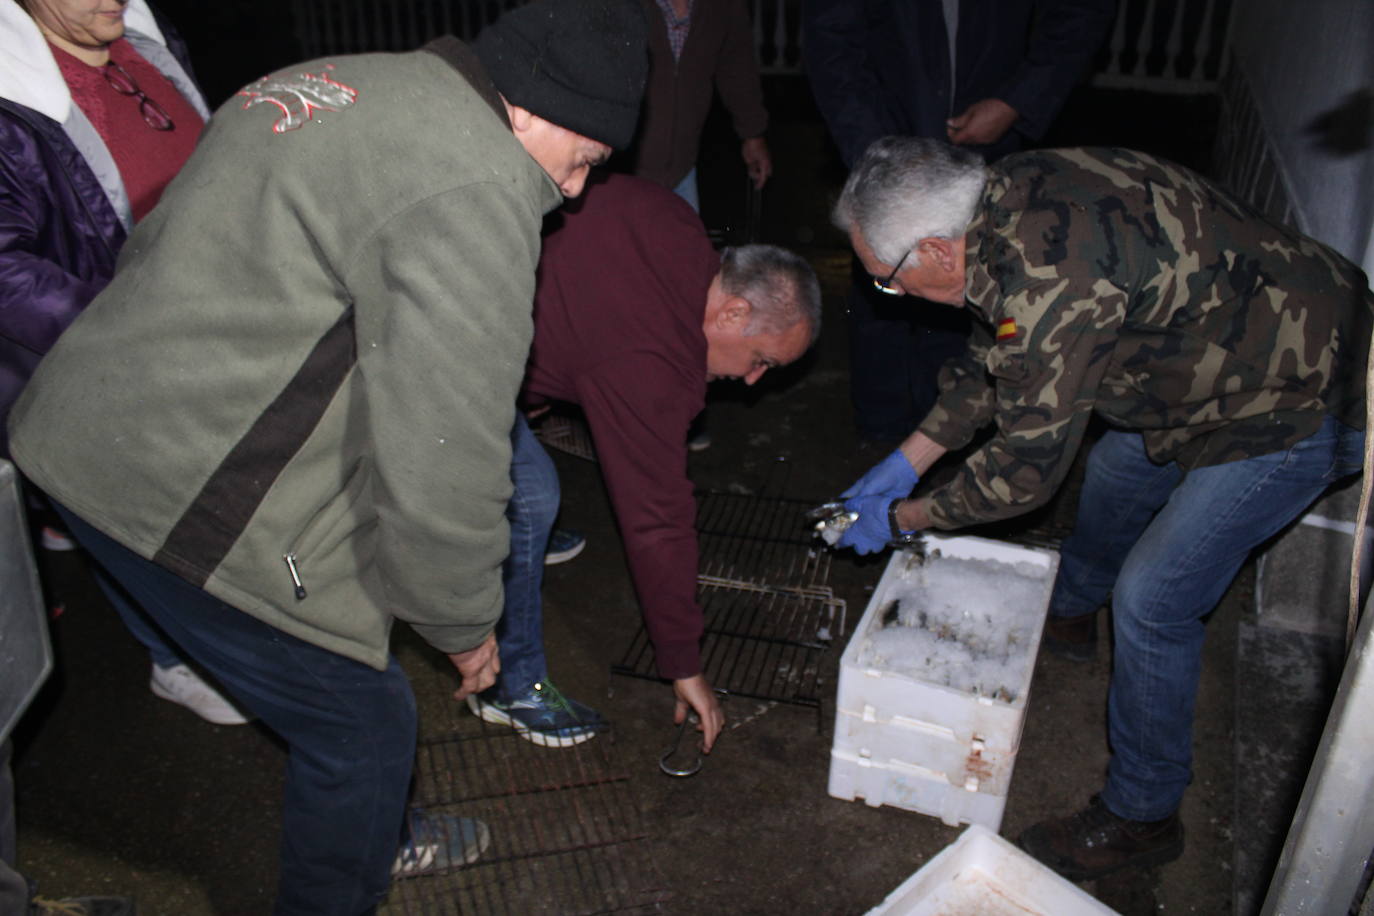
[832,704,1017,795]
[829,534,1059,827]
[829,747,1008,830]
[835,534,1059,747]
[865,824,1119,916]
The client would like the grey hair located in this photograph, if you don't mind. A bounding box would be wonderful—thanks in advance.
[719,244,822,346]
[832,137,989,265]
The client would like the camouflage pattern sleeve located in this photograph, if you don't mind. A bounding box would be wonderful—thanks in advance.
[918,321,998,452]
[923,272,1130,530]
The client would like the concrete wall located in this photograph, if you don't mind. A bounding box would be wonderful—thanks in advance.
[1228,0,1374,275]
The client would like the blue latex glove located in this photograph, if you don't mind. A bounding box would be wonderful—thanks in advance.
[836,493,897,555]
[841,448,919,501]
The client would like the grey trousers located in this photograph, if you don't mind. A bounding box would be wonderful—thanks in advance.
[1,740,32,913]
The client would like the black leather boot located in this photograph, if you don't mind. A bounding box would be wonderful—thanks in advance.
[1018,794,1184,881]
[1042,609,1100,662]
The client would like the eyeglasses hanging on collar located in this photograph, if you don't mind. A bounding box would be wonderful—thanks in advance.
[102,59,174,131]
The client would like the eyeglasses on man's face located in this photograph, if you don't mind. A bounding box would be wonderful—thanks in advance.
[103,59,175,131]
[872,247,912,295]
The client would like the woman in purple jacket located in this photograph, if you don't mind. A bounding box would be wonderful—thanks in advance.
[0,0,245,726]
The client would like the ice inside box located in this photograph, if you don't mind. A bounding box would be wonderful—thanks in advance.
[856,544,1052,703]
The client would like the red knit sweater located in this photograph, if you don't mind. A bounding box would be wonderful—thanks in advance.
[53,38,203,222]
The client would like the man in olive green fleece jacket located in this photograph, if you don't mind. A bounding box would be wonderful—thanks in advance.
[6,1,648,911]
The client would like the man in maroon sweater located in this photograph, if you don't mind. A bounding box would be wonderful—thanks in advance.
[467,173,819,751]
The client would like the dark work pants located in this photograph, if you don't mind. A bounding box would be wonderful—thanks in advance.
[57,505,416,916]
[846,258,971,442]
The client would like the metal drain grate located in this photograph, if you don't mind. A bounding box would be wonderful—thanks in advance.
[383,720,668,915]
[612,482,848,712]
[532,412,597,462]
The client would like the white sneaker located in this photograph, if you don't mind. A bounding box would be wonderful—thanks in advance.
[150,663,251,726]
[40,525,78,551]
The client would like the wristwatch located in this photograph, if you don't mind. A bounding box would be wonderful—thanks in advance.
[887,499,923,547]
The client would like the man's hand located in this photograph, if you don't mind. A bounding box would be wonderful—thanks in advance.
[836,492,896,555]
[673,674,724,752]
[946,98,1019,147]
[741,136,772,190]
[446,632,499,702]
[841,449,920,501]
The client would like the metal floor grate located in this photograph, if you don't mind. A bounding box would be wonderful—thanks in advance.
[533,412,597,463]
[612,473,848,712]
[383,719,668,915]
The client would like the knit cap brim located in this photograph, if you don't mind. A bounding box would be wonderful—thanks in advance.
[474,0,648,150]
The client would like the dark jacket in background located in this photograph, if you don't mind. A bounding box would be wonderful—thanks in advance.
[631,0,768,189]
[802,0,1116,166]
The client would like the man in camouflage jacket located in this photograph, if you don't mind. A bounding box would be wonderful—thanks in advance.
[831,137,1371,880]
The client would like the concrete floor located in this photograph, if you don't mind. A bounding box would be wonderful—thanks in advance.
[11,79,1286,915]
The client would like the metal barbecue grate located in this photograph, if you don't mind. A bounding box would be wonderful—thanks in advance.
[383,717,669,915]
[612,467,848,715]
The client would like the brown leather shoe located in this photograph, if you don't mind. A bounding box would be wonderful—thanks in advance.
[1017,795,1184,881]
[1042,609,1099,662]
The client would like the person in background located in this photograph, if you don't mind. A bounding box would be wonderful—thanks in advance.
[5,0,650,910]
[0,0,251,726]
[470,174,818,752]
[632,0,771,211]
[802,0,1114,444]
[832,136,1369,880]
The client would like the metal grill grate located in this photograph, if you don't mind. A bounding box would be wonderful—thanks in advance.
[612,477,848,713]
[383,719,669,915]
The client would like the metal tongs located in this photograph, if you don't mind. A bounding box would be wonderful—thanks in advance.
[659,714,703,777]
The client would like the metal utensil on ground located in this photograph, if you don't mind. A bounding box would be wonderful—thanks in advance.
[659,714,703,777]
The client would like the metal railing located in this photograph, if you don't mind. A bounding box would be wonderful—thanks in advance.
[290,0,1232,94]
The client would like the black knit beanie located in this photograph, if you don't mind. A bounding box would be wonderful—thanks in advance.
[474,0,649,150]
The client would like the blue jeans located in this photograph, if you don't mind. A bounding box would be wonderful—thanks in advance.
[56,505,416,916]
[492,415,559,701]
[671,167,700,213]
[102,570,185,669]
[1049,416,1365,821]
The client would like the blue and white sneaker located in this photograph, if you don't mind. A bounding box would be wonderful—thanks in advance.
[544,527,586,565]
[391,810,490,878]
[466,680,605,747]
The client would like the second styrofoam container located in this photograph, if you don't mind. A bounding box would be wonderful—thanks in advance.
[865,824,1120,915]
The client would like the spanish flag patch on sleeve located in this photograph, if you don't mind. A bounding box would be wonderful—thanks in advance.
[996,318,1018,341]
